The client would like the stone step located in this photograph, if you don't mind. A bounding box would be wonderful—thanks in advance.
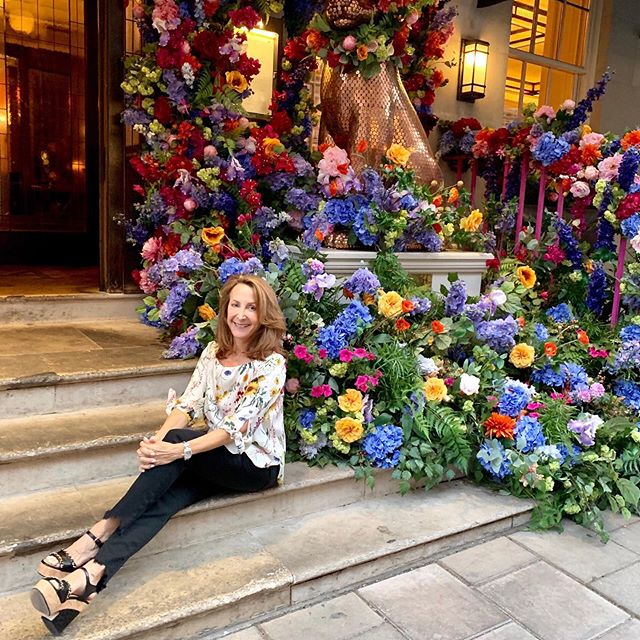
[0,321,194,417]
[0,463,365,595]
[0,402,168,499]
[0,481,533,640]
[0,293,143,325]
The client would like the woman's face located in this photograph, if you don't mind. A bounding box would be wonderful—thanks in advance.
[226,283,259,348]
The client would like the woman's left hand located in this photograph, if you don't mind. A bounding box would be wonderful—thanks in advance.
[137,436,182,471]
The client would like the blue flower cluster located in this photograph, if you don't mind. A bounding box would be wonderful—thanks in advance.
[409,297,432,315]
[285,188,321,214]
[559,362,589,391]
[534,323,549,341]
[164,326,200,359]
[614,380,640,413]
[498,379,533,417]
[317,301,373,358]
[546,303,573,323]
[586,263,608,316]
[531,364,565,388]
[622,214,640,240]
[444,280,467,317]
[618,147,640,192]
[324,198,357,225]
[476,316,519,353]
[360,168,385,204]
[477,439,512,480]
[299,409,316,429]
[554,217,583,270]
[353,206,378,247]
[611,340,640,373]
[532,132,570,167]
[555,443,582,467]
[344,268,381,295]
[514,416,546,453]
[621,325,640,342]
[362,424,404,469]
[218,257,264,284]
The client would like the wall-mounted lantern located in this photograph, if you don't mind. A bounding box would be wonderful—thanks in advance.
[457,39,490,102]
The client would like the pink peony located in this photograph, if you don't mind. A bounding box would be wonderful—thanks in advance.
[285,378,301,394]
[597,153,623,181]
[141,237,164,263]
[580,132,605,148]
[317,145,351,178]
[534,105,556,121]
[342,35,357,51]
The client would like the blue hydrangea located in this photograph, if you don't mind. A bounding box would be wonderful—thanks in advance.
[534,323,549,341]
[285,188,321,213]
[344,268,381,295]
[444,280,467,317]
[409,297,432,315]
[531,364,565,387]
[620,325,640,342]
[477,439,512,480]
[324,198,356,225]
[621,214,640,240]
[476,316,520,353]
[218,257,264,284]
[559,362,589,391]
[614,379,640,413]
[532,132,571,166]
[360,168,385,204]
[164,326,200,359]
[611,340,640,373]
[317,325,349,359]
[546,303,574,323]
[514,416,546,452]
[362,424,404,468]
[172,249,204,272]
[299,409,316,429]
[353,206,378,246]
[555,443,582,467]
[498,379,533,417]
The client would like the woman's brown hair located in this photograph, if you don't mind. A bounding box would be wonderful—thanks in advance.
[216,275,286,361]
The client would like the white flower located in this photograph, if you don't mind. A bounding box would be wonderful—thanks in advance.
[561,99,576,111]
[459,373,480,396]
[488,289,507,306]
[630,234,640,253]
[570,180,591,199]
[417,356,438,376]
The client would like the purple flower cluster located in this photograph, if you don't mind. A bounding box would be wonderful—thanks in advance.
[285,188,321,213]
[300,433,328,460]
[611,339,640,373]
[344,268,381,295]
[303,272,337,301]
[159,280,190,325]
[218,257,264,284]
[554,217,583,269]
[566,71,612,130]
[559,362,589,391]
[568,413,602,447]
[409,297,432,315]
[164,325,200,359]
[362,424,404,468]
[618,147,640,192]
[476,316,519,353]
[586,263,608,317]
[444,280,467,317]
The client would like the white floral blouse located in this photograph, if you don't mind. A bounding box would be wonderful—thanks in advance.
[166,342,286,481]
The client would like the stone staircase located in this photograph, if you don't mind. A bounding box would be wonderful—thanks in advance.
[0,293,534,639]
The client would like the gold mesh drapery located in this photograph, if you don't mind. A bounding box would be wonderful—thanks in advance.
[319,62,442,185]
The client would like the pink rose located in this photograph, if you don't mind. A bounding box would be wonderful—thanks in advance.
[203,145,218,160]
[183,198,197,212]
[570,181,591,199]
[561,99,575,111]
[580,132,605,148]
[342,35,357,51]
[285,378,300,394]
[534,105,556,121]
[582,166,599,181]
[598,154,623,181]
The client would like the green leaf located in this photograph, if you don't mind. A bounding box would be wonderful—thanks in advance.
[616,478,640,509]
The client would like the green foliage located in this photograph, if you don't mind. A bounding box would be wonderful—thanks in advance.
[371,251,413,293]
[374,341,421,411]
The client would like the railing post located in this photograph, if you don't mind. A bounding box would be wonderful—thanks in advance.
[534,167,547,240]
[514,151,529,251]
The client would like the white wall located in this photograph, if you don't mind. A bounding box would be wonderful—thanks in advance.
[432,0,513,129]
[598,0,640,134]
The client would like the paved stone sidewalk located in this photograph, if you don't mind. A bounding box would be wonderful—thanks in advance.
[219,512,640,640]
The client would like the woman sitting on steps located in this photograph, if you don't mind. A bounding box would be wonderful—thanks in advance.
[30,274,287,636]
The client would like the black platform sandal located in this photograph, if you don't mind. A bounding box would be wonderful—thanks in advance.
[38,530,103,579]
[31,566,98,634]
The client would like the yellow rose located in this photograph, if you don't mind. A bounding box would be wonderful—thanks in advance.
[460,209,483,232]
[197,304,216,321]
[423,377,447,402]
[378,291,404,318]
[386,143,412,167]
[335,417,364,443]
[516,266,537,289]
[202,226,225,247]
[338,388,364,413]
[509,343,535,368]
[226,71,248,93]
[263,137,284,157]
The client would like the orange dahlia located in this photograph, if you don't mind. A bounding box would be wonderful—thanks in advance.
[484,413,516,439]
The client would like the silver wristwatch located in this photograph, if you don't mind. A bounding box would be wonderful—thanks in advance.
[182,441,193,460]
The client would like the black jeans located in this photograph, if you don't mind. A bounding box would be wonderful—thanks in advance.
[93,428,279,589]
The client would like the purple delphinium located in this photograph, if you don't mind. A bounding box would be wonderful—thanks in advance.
[554,217,583,269]
[586,263,608,316]
[566,71,613,129]
[617,147,640,192]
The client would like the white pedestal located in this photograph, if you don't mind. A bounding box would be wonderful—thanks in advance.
[320,249,494,296]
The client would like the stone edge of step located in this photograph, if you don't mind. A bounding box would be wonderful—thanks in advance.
[0,359,196,391]
[0,463,359,558]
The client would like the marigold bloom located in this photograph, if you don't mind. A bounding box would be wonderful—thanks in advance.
[509,343,535,368]
[484,413,516,439]
[460,209,483,232]
[197,304,216,321]
[395,318,411,331]
[378,291,404,318]
[338,388,364,413]
[621,130,640,150]
[262,137,284,157]
[423,377,447,402]
[544,342,557,357]
[335,417,364,442]
[356,44,369,61]
[225,70,248,93]
[431,320,446,334]
[202,226,225,247]
[447,187,459,204]
[516,266,537,289]
[577,329,590,344]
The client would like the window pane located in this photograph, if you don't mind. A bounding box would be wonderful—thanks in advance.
[505,58,524,120]
[543,67,577,106]
[556,0,590,66]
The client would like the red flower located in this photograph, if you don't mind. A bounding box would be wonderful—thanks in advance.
[153,96,172,125]
[616,193,640,220]
[450,118,482,139]
[203,0,220,17]
[431,320,446,334]
[577,330,590,345]
[326,51,342,67]
[228,7,261,29]
[486,258,501,270]
[395,318,411,331]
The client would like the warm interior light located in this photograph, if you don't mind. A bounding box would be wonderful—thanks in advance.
[457,39,490,102]
[242,28,279,117]
[6,1,35,35]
